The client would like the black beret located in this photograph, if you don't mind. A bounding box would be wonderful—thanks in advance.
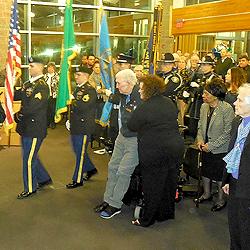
[28,56,46,65]
[75,66,92,75]
[199,56,215,65]
[116,53,134,64]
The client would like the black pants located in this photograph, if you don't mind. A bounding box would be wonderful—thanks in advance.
[47,97,56,126]
[228,182,250,250]
[140,158,178,227]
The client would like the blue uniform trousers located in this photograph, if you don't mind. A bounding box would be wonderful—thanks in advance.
[21,137,51,193]
[71,134,95,183]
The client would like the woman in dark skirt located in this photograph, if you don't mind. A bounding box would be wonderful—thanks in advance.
[195,78,235,211]
[127,75,184,227]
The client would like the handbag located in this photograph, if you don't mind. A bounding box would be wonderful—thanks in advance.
[183,144,202,180]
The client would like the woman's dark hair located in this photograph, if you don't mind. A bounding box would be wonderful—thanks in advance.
[204,77,227,101]
[139,75,165,100]
[230,67,247,93]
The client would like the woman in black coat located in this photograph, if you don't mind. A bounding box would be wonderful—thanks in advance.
[127,75,185,227]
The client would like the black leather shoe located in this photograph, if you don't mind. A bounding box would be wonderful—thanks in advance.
[94,201,109,213]
[17,191,37,199]
[193,195,213,204]
[83,169,98,181]
[37,179,53,190]
[211,202,227,212]
[66,181,83,189]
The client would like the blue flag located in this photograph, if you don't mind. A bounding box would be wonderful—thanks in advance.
[148,29,154,74]
[99,13,115,126]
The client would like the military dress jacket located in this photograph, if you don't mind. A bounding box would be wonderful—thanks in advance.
[14,76,49,138]
[70,82,97,135]
[159,70,183,100]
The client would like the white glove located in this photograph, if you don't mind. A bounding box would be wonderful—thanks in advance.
[65,120,70,131]
[70,94,75,100]
[190,82,200,88]
[183,90,190,98]
[105,89,112,97]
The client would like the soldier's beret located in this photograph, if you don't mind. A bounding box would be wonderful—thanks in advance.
[199,56,215,65]
[28,56,47,65]
[75,66,92,75]
[116,53,134,64]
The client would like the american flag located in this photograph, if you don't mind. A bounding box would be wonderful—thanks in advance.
[4,0,21,130]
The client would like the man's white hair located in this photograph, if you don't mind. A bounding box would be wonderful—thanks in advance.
[116,69,137,86]
[239,83,250,104]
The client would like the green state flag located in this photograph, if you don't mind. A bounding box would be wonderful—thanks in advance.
[55,0,77,123]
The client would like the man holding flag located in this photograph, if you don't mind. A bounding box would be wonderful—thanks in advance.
[55,0,77,124]
[4,0,22,131]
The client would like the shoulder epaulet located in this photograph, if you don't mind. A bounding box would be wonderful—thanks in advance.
[86,82,94,89]
[38,78,47,86]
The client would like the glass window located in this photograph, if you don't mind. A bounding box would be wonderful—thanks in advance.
[31,34,63,64]
[35,0,96,4]
[31,5,97,33]
[110,36,148,64]
[105,11,151,35]
[18,4,28,30]
[185,0,198,6]
[21,34,29,65]
[199,0,219,3]
[30,34,98,65]
[103,0,152,10]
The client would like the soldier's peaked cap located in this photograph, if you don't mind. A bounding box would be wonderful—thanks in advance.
[199,56,215,65]
[158,53,175,63]
[116,53,134,64]
[28,56,47,65]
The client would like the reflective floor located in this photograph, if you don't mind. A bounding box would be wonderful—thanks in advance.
[0,125,230,250]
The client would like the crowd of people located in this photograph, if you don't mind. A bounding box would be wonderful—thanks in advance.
[0,48,250,249]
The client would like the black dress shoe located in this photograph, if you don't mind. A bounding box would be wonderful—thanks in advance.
[94,201,109,213]
[37,179,53,189]
[66,181,83,189]
[211,202,227,212]
[193,195,213,204]
[83,169,98,181]
[17,191,37,199]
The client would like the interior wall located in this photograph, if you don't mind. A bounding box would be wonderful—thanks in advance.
[172,0,250,35]
[0,0,12,73]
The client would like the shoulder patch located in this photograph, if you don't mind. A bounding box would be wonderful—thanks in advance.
[171,76,180,84]
[82,94,90,102]
[34,92,42,100]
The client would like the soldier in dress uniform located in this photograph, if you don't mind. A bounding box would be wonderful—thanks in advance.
[66,65,98,189]
[186,55,220,138]
[156,53,183,102]
[14,56,52,199]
